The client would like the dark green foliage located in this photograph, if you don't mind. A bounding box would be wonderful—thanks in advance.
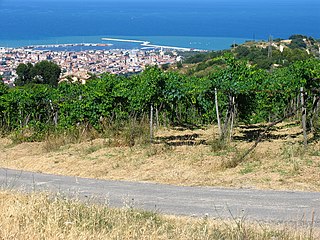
[289,34,308,40]
[0,81,8,96]
[182,35,317,73]
[15,61,61,87]
[32,61,61,87]
[15,63,33,86]
[289,38,307,49]
[161,63,170,70]
[176,61,183,69]
[1,53,320,143]
[183,50,227,64]
[232,45,311,69]
[183,53,209,64]
[288,34,308,49]
[275,48,311,65]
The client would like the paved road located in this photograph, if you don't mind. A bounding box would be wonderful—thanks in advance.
[1,168,320,225]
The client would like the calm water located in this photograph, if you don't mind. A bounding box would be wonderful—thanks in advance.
[0,0,319,50]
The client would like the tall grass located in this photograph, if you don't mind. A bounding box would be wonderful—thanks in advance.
[0,191,318,240]
[43,126,100,152]
[102,118,150,147]
[42,119,150,152]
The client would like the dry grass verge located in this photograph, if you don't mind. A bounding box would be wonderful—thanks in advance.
[0,190,318,240]
[1,122,320,191]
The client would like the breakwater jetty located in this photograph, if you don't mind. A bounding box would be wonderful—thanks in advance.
[102,37,198,51]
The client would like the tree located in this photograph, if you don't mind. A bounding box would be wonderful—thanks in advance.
[15,63,33,86]
[288,35,308,49]
[15,61,61,87]
[32,61,61,87]
[289,39,307,49]
[289,34,308,40]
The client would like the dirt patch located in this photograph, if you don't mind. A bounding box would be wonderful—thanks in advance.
[1,122,320,191]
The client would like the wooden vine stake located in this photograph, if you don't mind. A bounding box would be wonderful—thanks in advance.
[300,87,307,148]
[150,103,154,143]
[215,88,222,136]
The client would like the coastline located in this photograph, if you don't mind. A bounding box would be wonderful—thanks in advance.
[0,35,250,51]
[30,43,113,49]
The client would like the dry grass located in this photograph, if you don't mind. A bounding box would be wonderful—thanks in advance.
[0,190,318,240]
[1,122,320,191]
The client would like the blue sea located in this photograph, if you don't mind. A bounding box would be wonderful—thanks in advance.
[0,0,319,50]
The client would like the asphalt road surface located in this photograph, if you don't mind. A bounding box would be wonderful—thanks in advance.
[1,167,320,225]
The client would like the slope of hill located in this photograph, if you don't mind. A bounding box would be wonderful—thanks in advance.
[1,122,320,192]
[177,34,320,76]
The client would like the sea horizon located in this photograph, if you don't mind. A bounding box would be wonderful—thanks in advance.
[0,0,319,51]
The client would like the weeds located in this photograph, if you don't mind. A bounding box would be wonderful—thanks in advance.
[43,119,150,152]
[43,126,100,152]
[221,157,241,169]
[194,135,247,169]
[281,143,306,159]
[209,137,229,152]
[220,148,248,169]
[84,144,105,155]
[145,143,173,157]
[309,144,320,157]
[10,126,44,143]
[280,143,311,176]
[0,190,318,240]
[103,119,150,147]
[239,161,261,175]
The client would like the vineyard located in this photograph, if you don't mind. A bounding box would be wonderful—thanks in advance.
[0,52,320,192]
[1,54,319,147]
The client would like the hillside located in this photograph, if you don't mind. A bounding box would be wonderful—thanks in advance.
[176,34,320,76]
[1,122,320,192]
[0,35,320,193]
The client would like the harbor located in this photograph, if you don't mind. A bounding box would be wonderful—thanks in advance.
[30,43,113,49]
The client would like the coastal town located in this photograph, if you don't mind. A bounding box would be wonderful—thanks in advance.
[0,43,183,85]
